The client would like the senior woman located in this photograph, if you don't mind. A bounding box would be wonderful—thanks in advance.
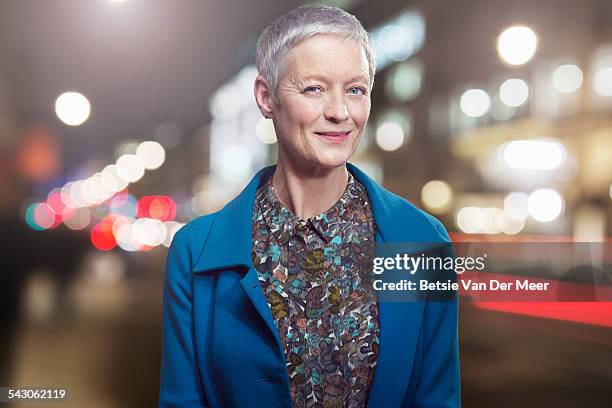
[159,5,459,408]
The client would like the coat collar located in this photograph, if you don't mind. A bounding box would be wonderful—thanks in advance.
[193,162,402,273]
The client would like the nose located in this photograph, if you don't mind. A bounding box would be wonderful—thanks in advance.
[324,92,349,122]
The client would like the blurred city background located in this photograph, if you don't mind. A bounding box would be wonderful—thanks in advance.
[1,0,611,406]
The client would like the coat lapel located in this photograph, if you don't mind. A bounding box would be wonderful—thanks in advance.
[192,165,288,360]
[347,164,425,407]
[192,163,426,407]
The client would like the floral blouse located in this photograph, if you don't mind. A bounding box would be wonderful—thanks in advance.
[251,171,380,408]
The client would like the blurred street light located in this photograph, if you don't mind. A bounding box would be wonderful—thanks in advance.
[499,139,567,170]
[528,188,564,222]
[552,64,583,93]
[375,122,405,151]
[593,67,612,96]
[460,89,491,117]
[55,92,91,126]
[136,141,166,170]
[421,180,453,214]
[499,78,529,107]
[497,26,538,66]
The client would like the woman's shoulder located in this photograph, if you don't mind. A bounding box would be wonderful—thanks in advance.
[169,212,220,263]
[364,177,451,244]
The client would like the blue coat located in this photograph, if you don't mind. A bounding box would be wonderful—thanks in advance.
[159,163,460,407]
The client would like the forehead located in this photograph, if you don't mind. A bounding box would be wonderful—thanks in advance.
[282,34,370,82]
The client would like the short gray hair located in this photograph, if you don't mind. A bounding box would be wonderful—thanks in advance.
[255,5,376,98]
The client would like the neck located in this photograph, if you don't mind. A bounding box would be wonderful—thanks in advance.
[272,156,349,220]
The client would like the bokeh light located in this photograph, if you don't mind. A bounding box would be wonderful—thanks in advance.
[113,217,141,252]
[375,122,405,151]
[137,196,176,221]
[116,154,145,183]
[499,78,529,107]
[552,64,583,93]
[503,192,530,221]
[25,203,45,230]
[90,217,118,251]
[162,221,184,247]
[497,212,525,234]
[497,26,538,66]
[385,59,423,102]
[110,193,137,218]
[593,67,612,96]
[499,139,567,170]
[421,180,453,214]
[63,207,92,230]
[46,189,69,221]
[456,207,485,233]
[55,92,91,126]
[460,89,491,117]
[528,188,564,222]
[15,128,60,183]
[101,164,129,192]
[132,218,166,247]
[136,141,166,170]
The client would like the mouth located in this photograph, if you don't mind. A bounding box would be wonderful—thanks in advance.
[314,130,352,144]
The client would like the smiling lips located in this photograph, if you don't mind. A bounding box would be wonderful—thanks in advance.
[314,130,351,144]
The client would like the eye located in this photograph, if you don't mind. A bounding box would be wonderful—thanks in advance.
[348,86,367,96]
[304,85,323,93]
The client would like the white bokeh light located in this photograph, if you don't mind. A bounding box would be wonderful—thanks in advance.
[162,221,185,247]
[499,78,529,107]
[497,26,538,66]
[375,122,405,151]
[61,182,76,208]
[55,92,91,126]
[79,179,96,206]
[132,218,166,247]
[460,89,491,117]
[456,207,486,233]
[499,139,566,170]
[552,64,583,93]
[528,188,564,222]
[101,164,129,192]
[496,210,525,234]
[593,67,612,96]
[86,173,113,204]
[136,141,166,170]
[113,217,141,252]
[116,154,145,183]
[69,180,88,208]
[503,192,530,221]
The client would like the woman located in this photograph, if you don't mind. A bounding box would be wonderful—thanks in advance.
[159,5,459,408]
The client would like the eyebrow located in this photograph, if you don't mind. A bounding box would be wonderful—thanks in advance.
[301,75,370,85]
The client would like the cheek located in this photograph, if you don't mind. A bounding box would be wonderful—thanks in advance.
[349,101,371,127]
[284,99,321,128]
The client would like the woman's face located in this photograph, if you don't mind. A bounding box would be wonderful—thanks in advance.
[265,34,371,170]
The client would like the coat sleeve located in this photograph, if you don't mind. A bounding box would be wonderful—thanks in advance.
[404,220,461,408]
[159,227,209,408]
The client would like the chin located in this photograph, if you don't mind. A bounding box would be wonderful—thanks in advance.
[309,151,353,169]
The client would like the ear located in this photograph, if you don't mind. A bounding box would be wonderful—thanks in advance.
[254,75,276,119]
